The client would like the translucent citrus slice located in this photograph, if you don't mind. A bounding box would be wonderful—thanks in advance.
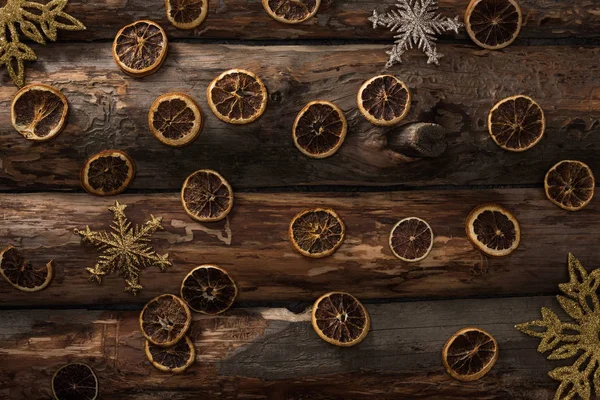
[113,20,168,77]
[10,84,68,141]
[465,0,522,50]
[357,75,411,126]
[289,208,345,258]
[311,292,370,347]
[466,204,520,257]
[181,265,238,314]
[545,160,595,211]
[80,150,135,196]
[145,336,195,373]
[262,0,321,24]
[443,327,498,381]
[488,95,545,152]
[140,294,191,347]
[52,363,98,400]
[181,169,234,222]
[148,92,203,147]
[293,101,347,159]
[389,217,434,262]
[0,246,53,292]
[166,0,208,30]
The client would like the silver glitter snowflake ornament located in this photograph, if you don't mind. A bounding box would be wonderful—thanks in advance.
[369,0,463,67]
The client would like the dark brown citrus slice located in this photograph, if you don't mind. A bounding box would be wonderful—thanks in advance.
[10,84,68,141]
[289,208,345,258]
[145,336,195,373]
[181,265,238,314]
[51,363,98,400]
[166,0,208,30]
[545,160,595,211]
[466,204,520,257]
[293,101,347,159]
[442,327,498,381]
[488,95,545,152]
[357,75,411,126]
[207,69,268,124]
[262,0,321,24]
[311,292,370,347]
[80,150,135,196]
[112,20,168,77]
[140,294,192,347]
[465,0,522,50]
[389,217,434,262]
[0,246,53,292]
[181,169,234,222]
[148,93,203,147]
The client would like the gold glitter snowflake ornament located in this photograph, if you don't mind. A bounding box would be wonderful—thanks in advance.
[0,0,85,87]
[74,201,171,295]
[516,254,600,400]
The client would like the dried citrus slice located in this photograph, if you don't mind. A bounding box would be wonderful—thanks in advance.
[113,20,168,77]
[52,363,98,400]
[0,246,53,292]
[357,75,411,126]
[80,150,135,196]
[293,101,347,159]
[311,292,370,347]
[207,69,268,124]
[488,95,545,152]
[442,327,498,381]
[166,0,208,30]
[148,93,203,147]
[262,0,321,24]
[181,169,234,222]
[465,0,522,50]
[145,336,195,373]
[289,208,345,258]
[466,204,520,257]
[140,294,192,347]
[181,265,238,314]
[10,83,68,141]
[389,217,434,262]
[545,160,595,211]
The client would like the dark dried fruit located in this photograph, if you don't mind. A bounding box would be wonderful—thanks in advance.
[357,75,411,126]
[0,246,53,292]
[140,294,191,347]
[181,169,234,222]
[10,84,68,141]
[148,93,203,147]
[293,101,347,159]
[389,217,434,262]
[466,204,520,257]
[166,0,208,30]
[443,327,498,381]
[311,292,370,347]
[488,95,545,152]
[113,20,168,77]
[262,0,321,24]
[181,265,238,314]
[145,336,195,373]
[52,363,98,400]
[545,160,595,211]
[465,0,522,50]
[289,208,345,258]
[80,150,135,196]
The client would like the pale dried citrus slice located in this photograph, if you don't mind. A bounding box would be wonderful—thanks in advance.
[80,150,135,196]
[140,294,191,347]
[10,84,68,141]
[145,336,195,373]
[466,204,520,257]
[181,265,238,314]
[465,0,522,50]
[488,95,545,152]
[52,363,98,400]
[442,327,498,381]
[357,75,411,126]
[113,20,168,77]
[389,217,434,262]
[207,69,268,124]
[148,93,203,147]
[181,169,234,222]
[293,101,347,159]
[311,292,370,347]
[166,0,208,30]
[545,160,595,211]
[289,208,345,258]
[262,0,321,24]
[0,246,53,292]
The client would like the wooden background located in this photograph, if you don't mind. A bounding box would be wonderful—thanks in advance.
[0,0,599,398]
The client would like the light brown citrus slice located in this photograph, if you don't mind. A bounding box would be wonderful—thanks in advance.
[262,0,321,24]
[112,20,168,77]
[289,208,345,258]
[148,93,203,147]
[465,0,522,50]
[311,292,370,347]
[293,101,347,159]
[466,204,520,257]
[488,95,545,152]
[0,246,53,292]
[545,160,595,211]
[357,75,411,126]
[442,327,498,381]
[140,294,192,347]
[181,265,238,314]
[52,363,98,400]
[80,150,135,196]
[389,217,434,262]
[207,69,268,124]
[145,336,195,373]
[10,84,68,141]
[181,169,234,222]
[166,0,208,30]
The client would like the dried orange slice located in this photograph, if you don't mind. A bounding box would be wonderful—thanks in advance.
[545,160,595,211]
[181,265,238,314]
[488,95,545,152]
[52,363,98,400]
[293,101,347,159]
[80,150,135,196]
[0,246,53,292]
[289,208,345,258]
[10,84,68,141]
[145,336,195,373]
[181,169,234,222]
[389,217,434,262]
[207,69,268,124]
[311,292,370,347]
[140,294,191,347]
[466,204,520,257]
[262,0,321,24]
[357,75,411,126]
[113,20,168,77]
[465,0,522,50]
[443,327,498,381]
[166,0,208,30]
[148,93,203,147]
